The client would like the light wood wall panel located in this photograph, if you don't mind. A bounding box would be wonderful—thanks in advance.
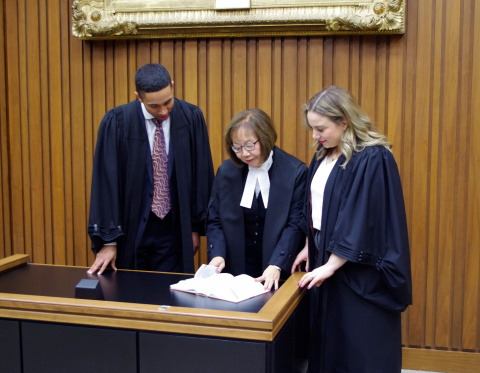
[1,0,480,360]
[0,0,9,260]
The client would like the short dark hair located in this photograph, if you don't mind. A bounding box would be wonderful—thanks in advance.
[135,63,171,96]
[225,109,277,167]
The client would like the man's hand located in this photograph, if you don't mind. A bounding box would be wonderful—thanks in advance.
[87,245,117,275]
[192,232,200,255]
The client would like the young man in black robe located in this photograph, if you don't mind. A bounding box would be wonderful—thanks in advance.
[87,63,214,274]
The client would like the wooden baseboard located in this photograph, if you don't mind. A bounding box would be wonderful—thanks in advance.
[403,348,480,373]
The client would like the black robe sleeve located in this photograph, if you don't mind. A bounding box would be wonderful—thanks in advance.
[189,107,214,234]
[205,165,228,261]
[87,109,124,252]
[328,146,412,310]
[265,158,307,272]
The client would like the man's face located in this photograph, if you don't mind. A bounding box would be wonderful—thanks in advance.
[135,82,174,121]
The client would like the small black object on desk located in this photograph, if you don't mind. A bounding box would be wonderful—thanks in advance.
[75,279,104,300]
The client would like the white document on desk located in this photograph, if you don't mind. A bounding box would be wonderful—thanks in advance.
[170,264,269,303]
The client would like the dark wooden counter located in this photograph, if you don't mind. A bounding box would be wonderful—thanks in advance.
[0,254,309,373]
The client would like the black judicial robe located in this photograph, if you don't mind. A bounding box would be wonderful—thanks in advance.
[206,146,307,276]
[88,98,214,273]
[303,145,412,373]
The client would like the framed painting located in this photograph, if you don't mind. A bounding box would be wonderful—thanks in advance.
[72,0,405,39]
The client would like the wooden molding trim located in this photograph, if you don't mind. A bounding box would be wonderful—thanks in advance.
[0,254,29,273]
[402,347,480,373]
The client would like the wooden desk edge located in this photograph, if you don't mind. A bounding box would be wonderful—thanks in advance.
[260,271,307,335]
[0,293,276,341]
[0,262,307,341]
[0,254,30,273]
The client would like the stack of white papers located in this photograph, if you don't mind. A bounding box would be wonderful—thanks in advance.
[170,264,269,303]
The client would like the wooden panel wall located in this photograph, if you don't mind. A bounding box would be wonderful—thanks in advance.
[1,0,479,360]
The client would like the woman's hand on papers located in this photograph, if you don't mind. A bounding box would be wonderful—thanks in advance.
[256,265,281,291]
[208,256,225,273]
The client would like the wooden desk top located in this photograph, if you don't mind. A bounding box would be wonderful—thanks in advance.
[0,255,307,341]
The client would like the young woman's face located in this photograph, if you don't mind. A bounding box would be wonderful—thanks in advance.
[231,126,263,168]
[307,111,347,150]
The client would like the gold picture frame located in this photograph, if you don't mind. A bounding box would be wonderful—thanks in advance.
[72,0,405,40]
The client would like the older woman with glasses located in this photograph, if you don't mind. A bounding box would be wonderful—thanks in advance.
[206,109,307,291]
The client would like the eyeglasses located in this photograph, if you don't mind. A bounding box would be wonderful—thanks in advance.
[231,140,259,153]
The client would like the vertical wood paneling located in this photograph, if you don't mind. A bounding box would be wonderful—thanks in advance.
[198,39,208,121]
[1,0,480,355]
[196,39,208,267]
[27,0,45,263]
[0,0,10,259]
[221,39,232,155]
[105,43,115,110]
[114,42,129,105]
[70,7,88,267]
[305,38,323,162]
[183,40,198,106]
[271,38,282,139]
[5,1,24,256]
[59,0,73,266]
[296,38,308,162]
[375,39,387,136]
[160,40,175,77]
[257,38,272,115]
[127,42,137,96]
[464,0,480,352]
[452,0,472,350]
[323,37,334,87]
[82,42,93,267]
[332,37,349,89]
[425,0,443,348]
[174,40,184,99]
[282,38,298,155]
[40,0,53,265]
[247,39,256,110]
[232,39,247,114]
[359,37,377,117]
[436,0,461,349]
[47,0,66,264]
[207,40,224,170]
[409,0,433,348]
[136,40,151,72]
[349,37,361,99]
[18,0,32,261]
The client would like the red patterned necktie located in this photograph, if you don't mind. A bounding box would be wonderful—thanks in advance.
[151,118,171,219]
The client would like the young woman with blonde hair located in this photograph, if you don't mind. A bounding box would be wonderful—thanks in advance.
[292,86,412,372]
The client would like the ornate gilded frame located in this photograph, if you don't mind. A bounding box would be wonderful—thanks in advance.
[72,0,405,40]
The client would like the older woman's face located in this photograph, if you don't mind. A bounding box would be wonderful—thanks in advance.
[231,126,263,168]
[307,111,347,150]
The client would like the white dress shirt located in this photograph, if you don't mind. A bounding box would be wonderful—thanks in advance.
[140,102,171,155]
[311,156,337,230]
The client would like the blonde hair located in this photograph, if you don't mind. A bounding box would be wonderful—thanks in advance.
[303,86,391,168]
